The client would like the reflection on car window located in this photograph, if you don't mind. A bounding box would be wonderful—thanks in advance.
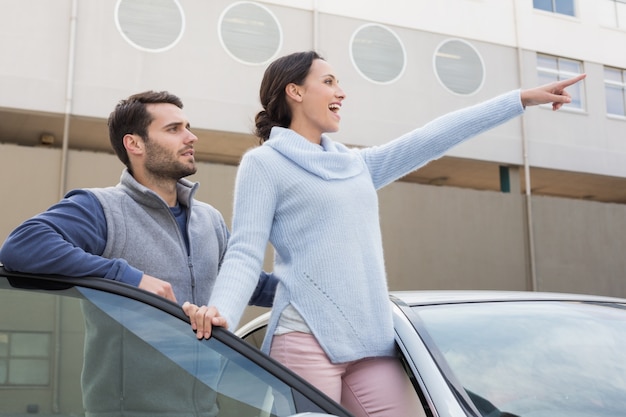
[413,301,626,417]
[0,284,326,416]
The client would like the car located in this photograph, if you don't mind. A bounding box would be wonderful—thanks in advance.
[0,266,351,417]
[237,290,626,417]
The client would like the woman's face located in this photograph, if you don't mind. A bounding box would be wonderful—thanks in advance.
[289,58,346,143]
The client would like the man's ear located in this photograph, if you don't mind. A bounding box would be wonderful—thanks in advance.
[285,83,303,102]
[124,134,144,156]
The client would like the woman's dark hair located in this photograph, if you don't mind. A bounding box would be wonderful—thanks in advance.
[255,50,323,143]
[107,91,183,168]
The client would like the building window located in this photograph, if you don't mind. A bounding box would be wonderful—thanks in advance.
[350,24,406,84]
[218,1,282,65]
[605,67,626,117]
[598,0,626,29]
[533,0,575,16]
[0,332,51,386]
[434,39,484,95]
[536,54,585,110]
[115,0,185,52]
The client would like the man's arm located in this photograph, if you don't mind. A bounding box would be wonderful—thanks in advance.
[248,271,278,307]
[0,190,142,285]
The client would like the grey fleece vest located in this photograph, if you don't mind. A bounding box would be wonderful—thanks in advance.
[81,171,227,416]
[89,170,228,306]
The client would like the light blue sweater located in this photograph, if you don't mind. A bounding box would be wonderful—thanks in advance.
[209,90,524,363]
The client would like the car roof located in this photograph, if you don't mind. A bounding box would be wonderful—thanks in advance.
[389,289,626,306]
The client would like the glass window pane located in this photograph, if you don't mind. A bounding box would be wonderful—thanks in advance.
[555,0,575,16]
[11,333,50,357]
[0,359,7,383]
[8,359,49,385]
[78,287,333,416]
[0,289,86,413]
[0,333,7,356]
[537,54,557,70]
[76,288,290,416]
[0,283,341,416]
[606,84,626,116]
[538,72,557,85]
[413,301,626,417]
[351,24,406,84]
[567,82,584,109]
[604,67,626,116]
[558,58,582,75]
[533,0,553,11]
[605,67,623,82]
[115,0,185,52]
[435,40,484,95]
[219,2,282,65]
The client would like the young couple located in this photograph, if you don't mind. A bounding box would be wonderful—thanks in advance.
[1,50,585,417]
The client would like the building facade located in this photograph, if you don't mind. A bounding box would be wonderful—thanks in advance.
[1,0,626,309]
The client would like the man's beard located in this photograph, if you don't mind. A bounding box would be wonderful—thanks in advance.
[144,140,197,181]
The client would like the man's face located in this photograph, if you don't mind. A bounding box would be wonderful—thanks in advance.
[143,103,198,180]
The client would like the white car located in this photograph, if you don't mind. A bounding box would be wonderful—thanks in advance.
[237,290,626,417]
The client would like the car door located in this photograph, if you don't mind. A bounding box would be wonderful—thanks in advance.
[0,268,351,417]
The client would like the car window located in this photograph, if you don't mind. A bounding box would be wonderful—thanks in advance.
[0,279,344,417]
[412,301,626,417]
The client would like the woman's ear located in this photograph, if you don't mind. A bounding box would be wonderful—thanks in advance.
[285,83,303,102]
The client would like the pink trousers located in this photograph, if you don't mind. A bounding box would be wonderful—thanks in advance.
[269,332,424,417]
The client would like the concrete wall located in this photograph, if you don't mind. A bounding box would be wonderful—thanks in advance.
[531,196,626,296]
[379,179,626,298]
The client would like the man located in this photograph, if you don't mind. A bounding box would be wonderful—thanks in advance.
[0,91,275,415]
[0,90,275,306]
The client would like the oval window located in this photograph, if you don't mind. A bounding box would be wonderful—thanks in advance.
[434,39,484,95]
[219,2,282,65]
[350,24,406,84]
[115,0,185,53]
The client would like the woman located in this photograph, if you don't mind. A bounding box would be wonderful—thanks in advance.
[188,51,585,417]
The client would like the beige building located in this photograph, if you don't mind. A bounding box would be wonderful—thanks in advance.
[1,0,626,300]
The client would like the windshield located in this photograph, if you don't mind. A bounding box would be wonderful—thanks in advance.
[412,300,626,417]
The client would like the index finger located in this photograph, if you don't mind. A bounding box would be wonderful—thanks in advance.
[559,73,586,88]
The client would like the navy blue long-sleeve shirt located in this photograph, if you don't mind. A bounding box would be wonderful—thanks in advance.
[1,187,276,307]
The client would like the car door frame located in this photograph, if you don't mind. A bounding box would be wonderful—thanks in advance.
[0,266,353,417]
